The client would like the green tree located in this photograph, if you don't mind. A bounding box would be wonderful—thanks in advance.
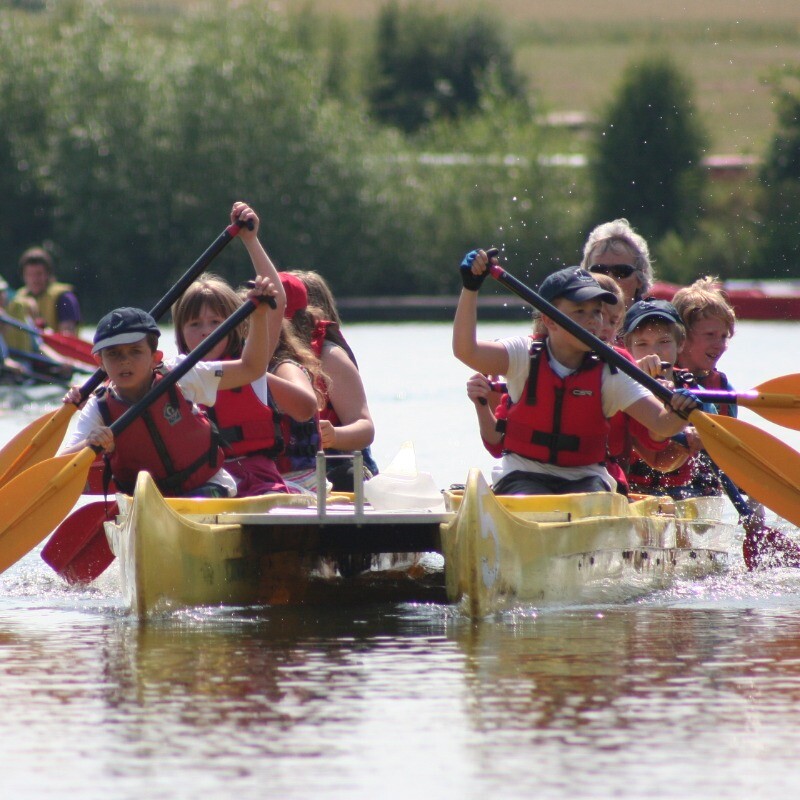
[367,2,526,134]
[589,54,708,243]
[0,0,576,313]
[758,66,800,276]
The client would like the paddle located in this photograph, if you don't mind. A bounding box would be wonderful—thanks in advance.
[483,254,800,530]
[0,313,96,366]
[668,431,800,568]
[8,345,94,377]
[0,292,272,576]
[692,373,800,432]
[41,500,118,584]
[0,219,250,488]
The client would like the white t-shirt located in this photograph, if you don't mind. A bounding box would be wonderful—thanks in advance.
[58,356,238,496]
[495,336,653,490]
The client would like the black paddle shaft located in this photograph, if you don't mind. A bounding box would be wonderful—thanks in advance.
[486,258,677,408]
[78,220,253,400]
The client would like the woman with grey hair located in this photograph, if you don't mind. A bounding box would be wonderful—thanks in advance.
[581,218,653,309]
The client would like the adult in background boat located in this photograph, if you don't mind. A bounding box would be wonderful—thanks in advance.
[3,246,81,354]
[0,273,27,383]
[58,274,279,498]
[581,218,653,310]
[284,269,379,492]
[454,254,700,496]
[170,202,289,497]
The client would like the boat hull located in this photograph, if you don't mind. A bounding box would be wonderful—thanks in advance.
[105,472,448,617]
[441,469,734,617]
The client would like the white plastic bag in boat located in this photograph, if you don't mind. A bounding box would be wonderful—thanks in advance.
[364,441,445,512]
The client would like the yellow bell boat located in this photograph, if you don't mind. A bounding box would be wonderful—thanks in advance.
[103,452,735,619]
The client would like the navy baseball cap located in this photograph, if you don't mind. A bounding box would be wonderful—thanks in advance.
[92,307,161,354]
[538,267,618,305]
[622,299,683,336]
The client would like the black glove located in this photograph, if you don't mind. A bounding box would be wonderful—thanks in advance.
[460,250,488,292]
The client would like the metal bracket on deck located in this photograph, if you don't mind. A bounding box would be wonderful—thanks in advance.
[315,450,365,521]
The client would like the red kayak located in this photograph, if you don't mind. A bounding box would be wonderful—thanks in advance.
[651,280,800,321]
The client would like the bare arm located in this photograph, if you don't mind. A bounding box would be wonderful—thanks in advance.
[452,287,510,375]
[231,201,285,360]
[269,361,318,421]
[466,373,502,445]
[320,345,374,450]
[216,277,278,390]
[624,394,694,440]
[633,437,690,471]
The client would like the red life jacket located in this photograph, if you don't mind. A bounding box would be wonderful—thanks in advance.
[203,383,282,459]
[628,370,707,493]
[97,372,223,495]
[495,340,609,467]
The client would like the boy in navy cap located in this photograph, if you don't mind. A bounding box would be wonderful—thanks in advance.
[59,275,278,498]
[453,252,699,495]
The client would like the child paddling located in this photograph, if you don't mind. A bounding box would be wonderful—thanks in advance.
[170,202,289,497]
[59,204,280,499]
[453,252,700,496]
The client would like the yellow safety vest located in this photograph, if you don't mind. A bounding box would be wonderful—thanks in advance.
[4,281,75,352]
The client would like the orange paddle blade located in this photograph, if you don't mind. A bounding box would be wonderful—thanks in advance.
[741,373,800,431]
[0,404,77,487]
[0,448,95,575]
[692,410,800,528]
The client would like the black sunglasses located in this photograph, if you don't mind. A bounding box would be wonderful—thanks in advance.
[589,264,637,280]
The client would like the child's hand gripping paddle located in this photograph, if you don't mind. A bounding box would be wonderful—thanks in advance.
[0,290,275,576]
[0,219,252,489]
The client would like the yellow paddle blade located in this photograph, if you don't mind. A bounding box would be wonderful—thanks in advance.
[691,410,800,528]
[0,447,95,575]
[0,404,77,487]
[756,373,800,394]
[741,374,800,431]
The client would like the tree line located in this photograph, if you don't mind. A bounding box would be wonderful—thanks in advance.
[0,0,797,319]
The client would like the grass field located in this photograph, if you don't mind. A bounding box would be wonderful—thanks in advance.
[114,0,800,154]
[275,0,800,155]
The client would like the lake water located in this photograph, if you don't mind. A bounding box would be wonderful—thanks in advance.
[2,320,800,799]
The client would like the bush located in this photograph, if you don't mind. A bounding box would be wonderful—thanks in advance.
[588,54,708,244]
[757,66,800,275]
[0,0,575,315]
[367,2,526,133]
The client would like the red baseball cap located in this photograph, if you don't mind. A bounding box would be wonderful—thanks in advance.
[279,273,308,319]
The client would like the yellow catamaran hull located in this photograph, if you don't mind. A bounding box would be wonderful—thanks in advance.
[440,469,734,617]
[105,467,735,619]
